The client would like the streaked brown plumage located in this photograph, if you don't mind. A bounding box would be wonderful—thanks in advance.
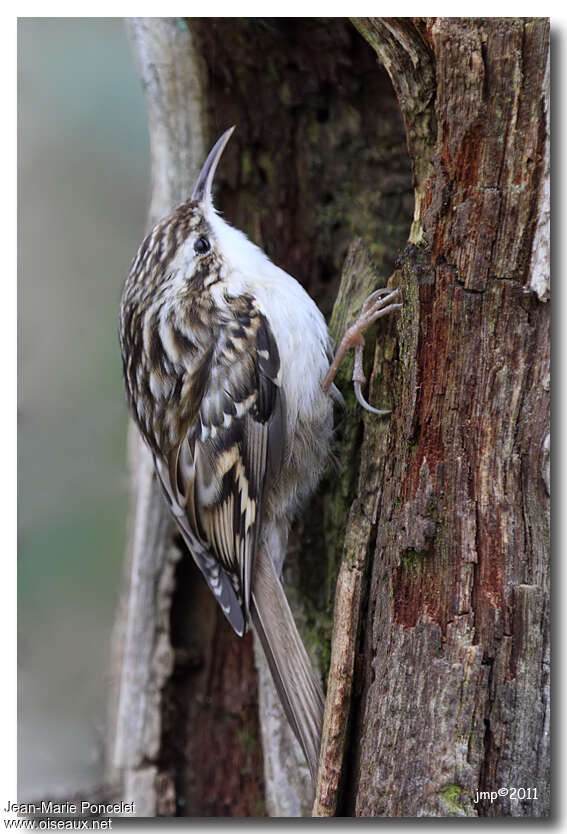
[119,127,402,788]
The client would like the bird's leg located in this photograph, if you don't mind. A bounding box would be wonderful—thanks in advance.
[322,286,402,414]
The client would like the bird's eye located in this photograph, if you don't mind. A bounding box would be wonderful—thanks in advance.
[194,235,211,255]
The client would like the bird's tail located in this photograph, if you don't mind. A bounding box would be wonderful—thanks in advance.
[250,546,325,786]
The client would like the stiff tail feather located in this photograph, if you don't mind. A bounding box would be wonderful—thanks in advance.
[250,547,325,785]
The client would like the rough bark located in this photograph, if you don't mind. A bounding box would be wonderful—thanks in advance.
[338,17,550,817]
[312,240,401,816]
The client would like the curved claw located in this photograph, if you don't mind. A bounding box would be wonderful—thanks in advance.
[324,283,403,413]
[354,380,391,416]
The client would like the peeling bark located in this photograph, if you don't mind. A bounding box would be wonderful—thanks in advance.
[313,241,401,816]
[344,17,550,817]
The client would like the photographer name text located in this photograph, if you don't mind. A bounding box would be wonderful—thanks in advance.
[4,803,135,817]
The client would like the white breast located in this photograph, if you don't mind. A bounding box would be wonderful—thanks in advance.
[207,209,333,430]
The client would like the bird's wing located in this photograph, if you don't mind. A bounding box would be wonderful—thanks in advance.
[155,300,285,636]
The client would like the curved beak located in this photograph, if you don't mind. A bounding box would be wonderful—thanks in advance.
[191,126,235,204]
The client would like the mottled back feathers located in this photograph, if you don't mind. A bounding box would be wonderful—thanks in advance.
[121,230,286,634]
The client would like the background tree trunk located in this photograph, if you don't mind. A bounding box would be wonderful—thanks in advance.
[109,17,549,818]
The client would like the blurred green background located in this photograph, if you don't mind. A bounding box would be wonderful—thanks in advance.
[18,18,149,799]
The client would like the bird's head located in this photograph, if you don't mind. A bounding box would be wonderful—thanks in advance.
[169,125,237,285]
[124,125,270,308]
[162,126,238,293]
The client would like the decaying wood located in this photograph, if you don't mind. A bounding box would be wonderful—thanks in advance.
[312,242,401,816]
[337,17,551,817]
[352,18,436,245]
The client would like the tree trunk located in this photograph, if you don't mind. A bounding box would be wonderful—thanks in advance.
[332,17,550,818]
[109,17,549,818]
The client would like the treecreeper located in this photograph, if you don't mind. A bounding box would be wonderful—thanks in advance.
[119,127,401,792]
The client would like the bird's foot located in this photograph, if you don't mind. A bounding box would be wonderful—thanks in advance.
[322,286,402,414]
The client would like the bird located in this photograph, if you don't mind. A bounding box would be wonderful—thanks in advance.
[119,126,402,788]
